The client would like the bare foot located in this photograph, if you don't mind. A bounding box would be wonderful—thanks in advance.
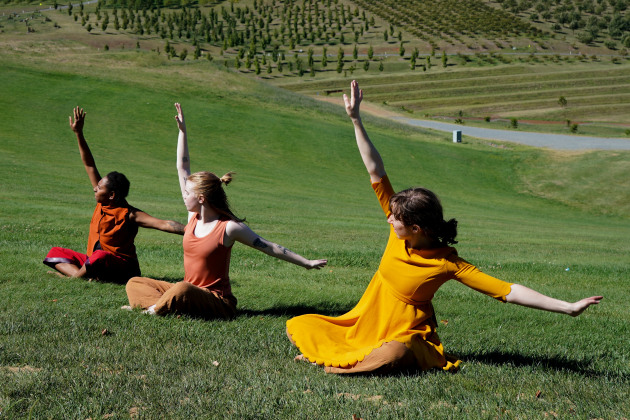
[46,270,67,278]
[294,354,317,365]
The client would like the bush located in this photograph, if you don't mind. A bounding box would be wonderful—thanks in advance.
[605,40,618,50]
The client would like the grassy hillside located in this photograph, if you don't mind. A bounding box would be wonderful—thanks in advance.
[0,42,629,418]
[2,0,630,131]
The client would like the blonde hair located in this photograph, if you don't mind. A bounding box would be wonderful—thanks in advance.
[187,171,244,222]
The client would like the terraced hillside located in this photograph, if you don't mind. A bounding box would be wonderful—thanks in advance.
[273,62,630,124]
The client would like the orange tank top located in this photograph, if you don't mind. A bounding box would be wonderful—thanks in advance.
[183,215,233,299]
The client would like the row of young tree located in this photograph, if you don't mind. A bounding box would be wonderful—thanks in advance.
[499,0,630,48]
[352,0,539,51]
[69,0,459,78]
[82,0,387,51]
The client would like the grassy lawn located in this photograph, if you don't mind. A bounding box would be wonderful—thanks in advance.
[0,44,629,418]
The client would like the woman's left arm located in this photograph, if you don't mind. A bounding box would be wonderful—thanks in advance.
[226,222,327,269]
[506,284,603,317]
[131,210,186,235]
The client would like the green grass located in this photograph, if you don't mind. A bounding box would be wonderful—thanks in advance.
[1,41,629,418]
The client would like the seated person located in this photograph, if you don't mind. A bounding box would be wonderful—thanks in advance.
[44,107,185,283]
[124,103,327,319]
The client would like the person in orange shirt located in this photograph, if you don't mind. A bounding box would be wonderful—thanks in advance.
[124,103,328,319]
[286,81,603,374]
[43,107,186,284]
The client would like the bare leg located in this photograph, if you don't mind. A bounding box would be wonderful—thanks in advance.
[53,263,88,278]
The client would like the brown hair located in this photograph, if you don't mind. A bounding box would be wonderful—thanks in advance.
[187,171,244,222]
[389,187,458,246]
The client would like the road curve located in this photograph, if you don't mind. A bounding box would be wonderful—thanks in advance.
[391,117,630,151]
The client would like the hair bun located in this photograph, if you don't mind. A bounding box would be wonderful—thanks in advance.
[220,171,235,185]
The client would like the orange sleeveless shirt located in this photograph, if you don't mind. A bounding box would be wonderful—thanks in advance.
[87,202,138,260]
[183,215,233,299]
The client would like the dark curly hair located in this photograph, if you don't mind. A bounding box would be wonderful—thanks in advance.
[389,187,458,246]
[105,171,130,203]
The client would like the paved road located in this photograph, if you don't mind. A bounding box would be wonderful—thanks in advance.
[392,117,630,151]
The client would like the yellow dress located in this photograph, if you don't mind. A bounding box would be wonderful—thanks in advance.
[286,176,513,371]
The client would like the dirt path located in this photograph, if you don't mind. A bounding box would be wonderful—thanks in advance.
[311,95,630,151]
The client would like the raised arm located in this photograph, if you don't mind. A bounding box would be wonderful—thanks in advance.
[343,80,386,183]
[175,103,191,200]
[506,284,603,317]
[225,222,328,270]
[130,210,186,235]
[70,107,101,188]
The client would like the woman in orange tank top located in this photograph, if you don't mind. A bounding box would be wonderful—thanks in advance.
[124,103,327,319]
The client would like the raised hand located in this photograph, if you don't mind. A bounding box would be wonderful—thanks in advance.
[69,106,86,133]
[174,102,186,132]
[343,80,363,120]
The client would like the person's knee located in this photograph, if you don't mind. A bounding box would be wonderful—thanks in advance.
[171,281,196,294]
[164,282,200,302]
[125,276,144,292]
[386,341,412,359]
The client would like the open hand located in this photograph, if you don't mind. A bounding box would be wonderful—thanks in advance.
[569,296,603,317]
[306,259,328,270]
[174,102,186,132]
[69,106,86,133]
[343,80,362,120]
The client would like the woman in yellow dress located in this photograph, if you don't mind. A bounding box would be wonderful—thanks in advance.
[286,80,603,374]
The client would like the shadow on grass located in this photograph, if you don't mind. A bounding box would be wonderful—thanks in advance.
[237,304,349,318]
[457,350,629,380]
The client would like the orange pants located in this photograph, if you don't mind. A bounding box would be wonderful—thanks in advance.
[288,329,417,375]
[126,277,236,320]
[323,341,417,375]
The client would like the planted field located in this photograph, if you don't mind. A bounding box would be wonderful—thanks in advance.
[3,0,629,131]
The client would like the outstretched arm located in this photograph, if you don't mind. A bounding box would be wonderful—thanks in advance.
[343,80,386,183]
[130,210,186,235]
[175,103,191,201]
[506,284,603,317]
[70,107,101,188]
[226,222,328,270]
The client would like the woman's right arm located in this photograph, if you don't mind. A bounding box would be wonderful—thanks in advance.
[343,80,386,183]
[175,102,192,198]
[70,107,101,189]
[175,103,191,194]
